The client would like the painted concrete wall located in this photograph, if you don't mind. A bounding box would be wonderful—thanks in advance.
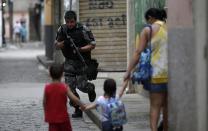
[194,0,208,130]
[53,0,64,64]
[44,0,54,60]
[168,1,197,131]
[168,0,207,130]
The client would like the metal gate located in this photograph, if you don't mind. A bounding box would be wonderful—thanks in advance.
[79,0,127,71]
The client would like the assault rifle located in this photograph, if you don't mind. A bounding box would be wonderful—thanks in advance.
[62,26,88,68]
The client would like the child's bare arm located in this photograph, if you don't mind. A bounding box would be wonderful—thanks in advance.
[84,103,97,110]
[66,86,84,108]
[118,80,129,98]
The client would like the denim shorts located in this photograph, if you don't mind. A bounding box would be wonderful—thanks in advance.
[142,81,168,93]
[102,121,123,131]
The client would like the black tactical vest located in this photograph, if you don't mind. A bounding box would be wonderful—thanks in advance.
[57,23,91,61]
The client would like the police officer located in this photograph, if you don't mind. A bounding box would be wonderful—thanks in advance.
[55,10,96,118]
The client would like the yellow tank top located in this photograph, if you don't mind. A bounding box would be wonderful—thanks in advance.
[150,21,168,83]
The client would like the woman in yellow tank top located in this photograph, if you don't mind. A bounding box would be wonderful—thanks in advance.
[119,8,168,131]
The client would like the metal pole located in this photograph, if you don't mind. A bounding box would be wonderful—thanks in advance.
[69,0,72,10]
[9,0,13,43]
[2,0,5,45]
[0,0,2,47]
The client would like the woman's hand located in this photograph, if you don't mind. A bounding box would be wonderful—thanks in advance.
[79,104,86,111]
[118,86,125,99]
[118,80,129,99]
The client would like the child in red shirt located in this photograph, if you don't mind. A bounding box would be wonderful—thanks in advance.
[43,64,84,131]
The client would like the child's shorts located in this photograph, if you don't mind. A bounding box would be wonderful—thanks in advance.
[102,121,123,131]
[49,119,72,131]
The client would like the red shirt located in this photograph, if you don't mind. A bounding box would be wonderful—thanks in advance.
[44,83,69,123]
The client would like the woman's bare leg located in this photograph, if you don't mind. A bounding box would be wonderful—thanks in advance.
[163,92,168,131]
[150,92,165,131]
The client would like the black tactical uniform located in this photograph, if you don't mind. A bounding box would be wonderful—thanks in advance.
[56,23,96,117]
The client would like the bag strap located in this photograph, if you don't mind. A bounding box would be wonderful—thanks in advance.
[144,24,152,48]
[145,24,152,81]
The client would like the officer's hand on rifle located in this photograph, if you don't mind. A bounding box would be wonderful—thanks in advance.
[55,40,64,49]
[79,44,95,52]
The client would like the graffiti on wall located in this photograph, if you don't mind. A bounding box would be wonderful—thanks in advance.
[89,0,114,10]
[85,14,126,28]
[84,0,126,28]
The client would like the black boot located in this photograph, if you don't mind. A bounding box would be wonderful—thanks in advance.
[157,120,163,131]
[87,83,96,102]
[72,107,83,118]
